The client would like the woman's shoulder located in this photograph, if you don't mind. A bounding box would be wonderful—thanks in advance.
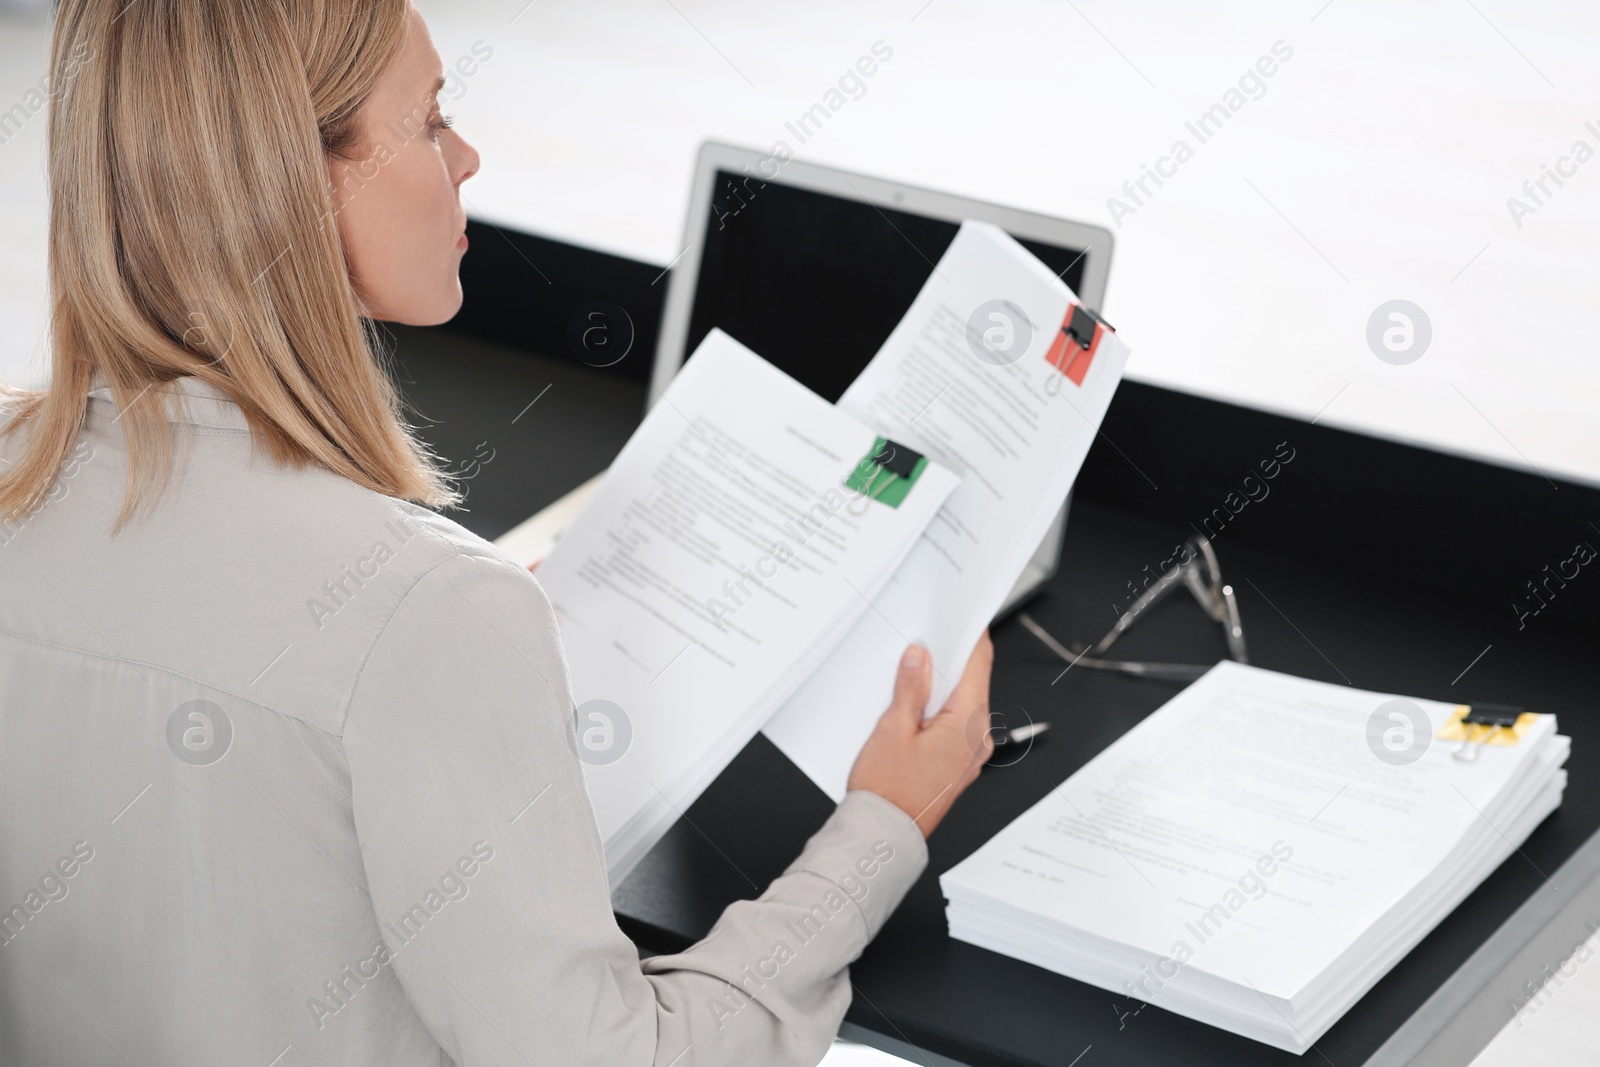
[232,485,564,736]
[285,481,545,627]
[329,500,572,737]
[227,452,526,588]
[68,449,555,737]
[340,493,556,631]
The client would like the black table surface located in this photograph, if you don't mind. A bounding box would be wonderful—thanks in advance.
[390,323,1599,1067]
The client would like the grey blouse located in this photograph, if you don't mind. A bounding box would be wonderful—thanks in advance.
[0,376,927,1066]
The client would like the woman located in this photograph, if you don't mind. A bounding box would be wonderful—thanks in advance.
[0,2,995,1065]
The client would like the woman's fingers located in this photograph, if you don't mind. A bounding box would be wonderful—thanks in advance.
[930,631,994,724]
[885,645,934,731]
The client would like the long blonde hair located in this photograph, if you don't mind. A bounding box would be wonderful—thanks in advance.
[0,0,459,526]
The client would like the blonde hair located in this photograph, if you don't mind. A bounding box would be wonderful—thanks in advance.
[0,0,459,527]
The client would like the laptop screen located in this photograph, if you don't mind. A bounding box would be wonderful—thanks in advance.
[684,169,1091,404]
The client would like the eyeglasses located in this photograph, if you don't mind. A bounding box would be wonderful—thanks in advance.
[1020,534,1247,683]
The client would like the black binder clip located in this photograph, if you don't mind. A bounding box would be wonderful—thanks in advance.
[1064,305,1113,351]
[1450,702,1530,763]
[847,438,926,514]
[1045,305,1115,396]
[1462,703,1524,729]
[871,439,922,479]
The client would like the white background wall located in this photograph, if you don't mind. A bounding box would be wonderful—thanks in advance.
[0,7,55,394]
[3,0,1598,489]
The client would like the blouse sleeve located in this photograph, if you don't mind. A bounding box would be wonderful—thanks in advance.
[339,551,928,1067]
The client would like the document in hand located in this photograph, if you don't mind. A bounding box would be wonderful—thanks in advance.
[536,330,960,885]
[940,662,1570,1053]
[763,221,1131,800]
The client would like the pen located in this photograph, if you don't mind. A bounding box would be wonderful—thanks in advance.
[986,721,1050,764]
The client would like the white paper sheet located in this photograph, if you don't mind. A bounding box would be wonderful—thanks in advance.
[536,329,959,883]
[763,221,1131,800]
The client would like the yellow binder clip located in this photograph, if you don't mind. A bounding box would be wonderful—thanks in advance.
[1437,703,1540,762]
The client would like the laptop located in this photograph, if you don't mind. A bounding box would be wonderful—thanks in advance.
[651,142,1116,613]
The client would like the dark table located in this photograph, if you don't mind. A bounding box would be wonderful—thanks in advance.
[390,271,1600,1067]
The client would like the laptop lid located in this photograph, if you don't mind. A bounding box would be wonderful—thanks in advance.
[653,142,1116,609]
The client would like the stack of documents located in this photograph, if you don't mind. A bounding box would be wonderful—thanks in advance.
[536,221,1131,883]
[537,332,960,883]
[941,662,1569,1053]
[764,222,1130,800]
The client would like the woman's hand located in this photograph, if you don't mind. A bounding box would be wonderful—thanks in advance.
[846,633,995,838]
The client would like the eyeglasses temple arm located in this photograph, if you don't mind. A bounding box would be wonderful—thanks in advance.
[1090,563,1185,655]
[1221,584,1248,663]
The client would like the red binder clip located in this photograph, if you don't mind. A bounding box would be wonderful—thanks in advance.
[1045,304,1114,387]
